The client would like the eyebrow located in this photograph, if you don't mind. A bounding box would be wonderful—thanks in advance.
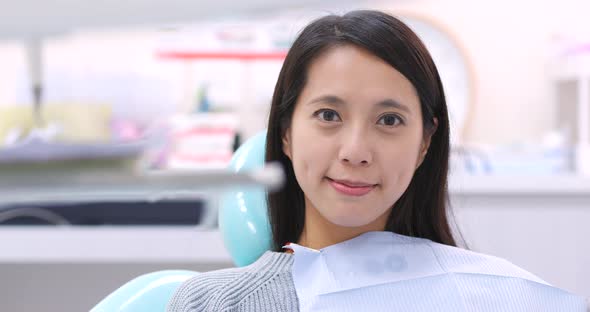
[308,95,411,113]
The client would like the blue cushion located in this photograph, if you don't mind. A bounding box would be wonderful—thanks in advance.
[92,131,273,311]
[219,131,273,267]
[90,270,198,312]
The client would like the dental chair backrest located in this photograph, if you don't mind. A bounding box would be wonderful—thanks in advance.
[91,132,273,311]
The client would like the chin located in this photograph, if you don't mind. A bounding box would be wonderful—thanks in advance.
[326,213,377,228]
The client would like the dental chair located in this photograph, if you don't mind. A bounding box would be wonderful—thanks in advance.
[91,132,273,311]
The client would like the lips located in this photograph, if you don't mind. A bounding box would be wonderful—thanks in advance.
[327,177,377,196]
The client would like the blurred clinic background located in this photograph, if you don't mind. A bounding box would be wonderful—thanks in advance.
[1,0,589,310]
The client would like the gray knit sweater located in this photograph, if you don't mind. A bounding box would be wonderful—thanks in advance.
[167,251,298,312]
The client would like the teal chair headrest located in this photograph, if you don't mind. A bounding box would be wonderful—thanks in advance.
[90,270,197,312]
[220,131,273,266]
[92,131,275,311]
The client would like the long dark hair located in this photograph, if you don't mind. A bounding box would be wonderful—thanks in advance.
[265,10,456,251]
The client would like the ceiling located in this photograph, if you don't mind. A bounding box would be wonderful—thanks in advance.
[0,0,348,39]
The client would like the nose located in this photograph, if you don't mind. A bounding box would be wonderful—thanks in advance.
[338,127,373,166]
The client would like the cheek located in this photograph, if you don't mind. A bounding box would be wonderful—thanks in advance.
[302,144,331,173]
[289,127,332,185]
[379,139,423,186]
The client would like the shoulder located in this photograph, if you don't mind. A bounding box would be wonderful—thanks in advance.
[426,241,545,283]
[427,242,587,309]
[166,265,245,312]
[167,251,295,312]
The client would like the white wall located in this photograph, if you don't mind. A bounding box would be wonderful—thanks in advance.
[0,41,28,105]
[0,21,285,138]
[375,0,590,145]
[453,193,590,300]
[4,0,589,144]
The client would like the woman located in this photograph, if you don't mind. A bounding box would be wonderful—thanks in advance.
[168,10,585,311]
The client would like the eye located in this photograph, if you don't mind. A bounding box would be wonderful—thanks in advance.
[377,114,404,127]
[314,109,342,122]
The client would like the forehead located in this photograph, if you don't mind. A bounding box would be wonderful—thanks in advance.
[300,45,420,111]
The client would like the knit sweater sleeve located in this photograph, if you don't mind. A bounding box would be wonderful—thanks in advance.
[166,267,240,312]
[166,251,298,312]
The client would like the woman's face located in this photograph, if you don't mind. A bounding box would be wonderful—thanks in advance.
[282,44,434,230]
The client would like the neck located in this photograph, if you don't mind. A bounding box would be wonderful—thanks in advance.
[297,197,389,250]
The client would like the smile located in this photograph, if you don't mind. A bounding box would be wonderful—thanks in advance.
[327,177,377,197]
